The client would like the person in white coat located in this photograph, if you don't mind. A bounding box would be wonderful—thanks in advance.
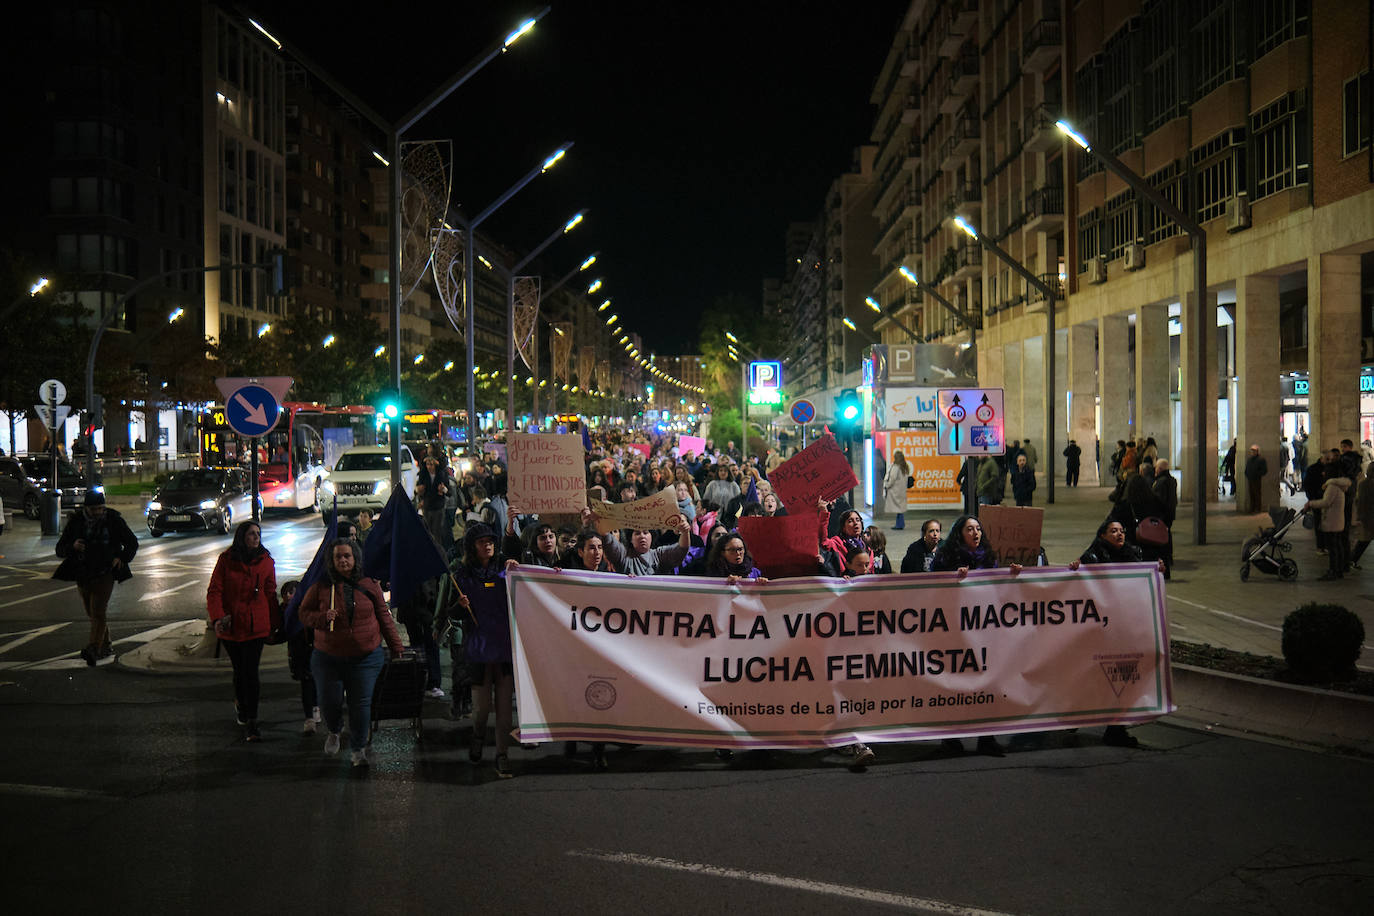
[883,449,911,530]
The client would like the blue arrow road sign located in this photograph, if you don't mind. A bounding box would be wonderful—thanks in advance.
[224,384,282,437]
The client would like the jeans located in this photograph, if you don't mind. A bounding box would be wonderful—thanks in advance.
[311,645,387,752]
[223,639,267,721]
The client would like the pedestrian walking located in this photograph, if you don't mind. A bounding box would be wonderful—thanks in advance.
[281,579,321,735]
[1151,459,1179,578]
[451,524,517,778]
[414,455,450,545]
[1222,440,1237,495]
[1021,438,1038,471]
[207,520,281,741]
[1243,444,1268,513]
[975,456,1002,505]
[54,491,138,666]
[883,449,910,530]
[1304,457,1352,580]
[297,538,404,768]
[1063,439,1082,487]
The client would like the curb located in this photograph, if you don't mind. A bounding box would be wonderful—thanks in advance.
[115,620,291,676]
[1167,662,1374,755]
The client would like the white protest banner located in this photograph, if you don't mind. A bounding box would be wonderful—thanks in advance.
[509,564,1172,748]
[507,432,586,514]
[588,486,682,535]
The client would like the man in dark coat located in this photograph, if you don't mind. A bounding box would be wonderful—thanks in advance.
[54,491,138,665]
[1303,453,1330,550]
[1063,439,1082,487]
[1152,458,1179,577]
[1243,444,1268,513]
[1010,454,1036,507]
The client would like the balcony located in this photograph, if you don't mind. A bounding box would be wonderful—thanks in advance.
[940,116,981,170]
[1023,19,1062,74]
[940,51,981,114]
[938,0,979,57]
[1023,102,1061,153]
[904,139,922,170]
[1027,272,1066,311]
[944,183,982,221]
[1024,185,1064,233]
[952,243,982,280]
[901,38,920,77]
[901,91,920,125]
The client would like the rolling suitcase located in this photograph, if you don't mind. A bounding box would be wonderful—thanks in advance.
[371,648,426,740]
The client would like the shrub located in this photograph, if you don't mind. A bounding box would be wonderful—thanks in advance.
[1281,603,1365,682]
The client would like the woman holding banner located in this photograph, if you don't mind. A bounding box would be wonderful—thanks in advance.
[704,533,767,584]
[930,515,1020,757]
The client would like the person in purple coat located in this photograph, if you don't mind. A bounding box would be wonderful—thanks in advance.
[451,523,516,778]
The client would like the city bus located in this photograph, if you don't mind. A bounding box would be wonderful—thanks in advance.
[395,408,466,448]
[198,402,378,511]
[554,413,583,435]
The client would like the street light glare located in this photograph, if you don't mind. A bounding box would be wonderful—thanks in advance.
[540,145,570,173]
[865,296,882,312]
[597,298,611,311]
[374,345,386,357]
[842,317,858,331]
[1055,119,1092,152]
[587,278,604,295]
[257,323,271,337]
[725,331,739,343]
[503,17,537,49]
[444,360,455,371]
[322,334,335,348]
[372,150,389,166]
[414,353,425,365]
[605,314,618,326]
[579,255,597,271]
[563,211,585,233]
[168,307,184,323]
[898,265,919,285]
[30,278,49,296]
[953,216,979,240]
[477,254,494,270]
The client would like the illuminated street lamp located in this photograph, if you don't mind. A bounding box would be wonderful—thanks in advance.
[1057,117,1210,543]
[951,214,1056,504]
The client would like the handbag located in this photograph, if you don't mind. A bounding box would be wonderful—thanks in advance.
[906,475,915,489]
[1135,515,1169,545]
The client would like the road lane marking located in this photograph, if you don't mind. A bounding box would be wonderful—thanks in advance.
[566,850,1019,915]
[140,580,201,602]
[0,586,76,609]
[4,619,194,670]
[0,623,69,654]
[1169,596,1284,633]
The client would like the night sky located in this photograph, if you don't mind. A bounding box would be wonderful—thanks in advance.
[258,1,907,354]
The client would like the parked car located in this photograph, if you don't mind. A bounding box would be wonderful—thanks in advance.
[0,455,96,519]
[316,445,417,517]
[146,467,256,536]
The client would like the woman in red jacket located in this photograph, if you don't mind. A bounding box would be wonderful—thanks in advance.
[207,521,281,742]
[297,538,404,767]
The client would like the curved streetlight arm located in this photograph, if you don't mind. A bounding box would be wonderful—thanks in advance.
[473,142,574,229]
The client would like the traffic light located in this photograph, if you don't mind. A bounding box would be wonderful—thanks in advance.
[375,388,401,420]
[89,394,104,431]
[836,388,861,442]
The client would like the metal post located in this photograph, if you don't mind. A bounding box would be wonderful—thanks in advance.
[389,130,403,488]
[1046,289,1056,505]
[250,437,260,523]
[1193,236,1208,546]
[507,271,516,431]
[465,224,477,451]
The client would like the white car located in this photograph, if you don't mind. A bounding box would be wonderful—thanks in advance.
[316,445,417,516]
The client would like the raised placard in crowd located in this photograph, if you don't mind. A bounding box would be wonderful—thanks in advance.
[977,504,1045,567]
[508,564,1173,747]
[506,432,587,515]
[768,431,860,512]
[678,434,705,457]
[588,487,681,535]
[738,515,821,578]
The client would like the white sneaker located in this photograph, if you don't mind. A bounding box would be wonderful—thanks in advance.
[425,686,445,699]
[312,706,322,723]
[351,749,369,767]
[324,732,341,755]
[303,718,317,735]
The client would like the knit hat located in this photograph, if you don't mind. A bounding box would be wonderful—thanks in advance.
[84,490,106,507]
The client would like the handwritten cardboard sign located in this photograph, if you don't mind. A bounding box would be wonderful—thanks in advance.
[507,432,586,515]
[768,432,860,512]
[589,486,682,535]
[977,504,1044,567]
[678,435,705,457]
[737,514,819,578]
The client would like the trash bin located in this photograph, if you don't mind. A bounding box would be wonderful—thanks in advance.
[39,491,61,536]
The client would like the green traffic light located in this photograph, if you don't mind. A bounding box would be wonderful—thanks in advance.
[842,404,859,421]
[384,403,398,419]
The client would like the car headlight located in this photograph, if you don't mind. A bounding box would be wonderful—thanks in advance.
[373,480,391,495]
[147,500,162,511]
[92,484,105,494]
[200,499,219,510]
[320,479,335,493]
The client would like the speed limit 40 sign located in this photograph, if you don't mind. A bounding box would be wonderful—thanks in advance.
[936,388,1005,456]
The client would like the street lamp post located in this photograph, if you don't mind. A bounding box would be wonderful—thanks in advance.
[1057,119,1209,545]
[463,143,573,449]
[951,215,1057,506]
[897,265,979,354]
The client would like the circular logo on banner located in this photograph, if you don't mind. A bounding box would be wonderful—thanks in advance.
[585,679,617,710]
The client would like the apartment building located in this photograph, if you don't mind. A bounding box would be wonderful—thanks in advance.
[867,0,1373,508]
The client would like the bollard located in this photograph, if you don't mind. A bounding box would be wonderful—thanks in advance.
[39,491,61,536]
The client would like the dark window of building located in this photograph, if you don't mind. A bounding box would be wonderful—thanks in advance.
[1141,0,1180,133]
[1073,56,1103,179]
[1192,1,1238,98]
[1254,0,1309,58]
[1344,71,1372,158]
[1076,207,1102,273]
[1145,161,1188,243]
[1104,191,1138,260]
[1251,90,1309,199]
[1192,128,1246,221]
[1101,21,1140,155]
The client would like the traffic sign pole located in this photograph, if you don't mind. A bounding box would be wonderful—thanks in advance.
[251,438,260,523]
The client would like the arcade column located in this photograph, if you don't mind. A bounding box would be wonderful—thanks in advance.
[1235,274,1281,513]
[1307,253,1362,452]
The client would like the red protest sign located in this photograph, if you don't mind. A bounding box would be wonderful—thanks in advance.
[737,515,819,579]
[625,442,651,461]
[767,432,859,513]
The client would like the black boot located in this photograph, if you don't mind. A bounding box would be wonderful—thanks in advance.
[79,644,97,667]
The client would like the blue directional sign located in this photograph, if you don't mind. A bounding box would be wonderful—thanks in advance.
[224,384,282,437]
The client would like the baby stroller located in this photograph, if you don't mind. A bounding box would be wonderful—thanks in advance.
[1239,507,1306,581]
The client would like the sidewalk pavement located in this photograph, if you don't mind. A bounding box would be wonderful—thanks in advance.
[10,485,1370,754]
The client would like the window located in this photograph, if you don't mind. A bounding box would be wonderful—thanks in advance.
[1076,208,1102,273]
[1254,0,1309,58]
[1251,91,1309,199]
[1345,71,1372,158]
[1144,161,1187,243]
[1073,57,1103,179]
[1192,128,1246,222]
[1101,22,1140,154]
[1192,1,1237,98]
[1141,0,1179,133]
[1104,191,1137,260]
